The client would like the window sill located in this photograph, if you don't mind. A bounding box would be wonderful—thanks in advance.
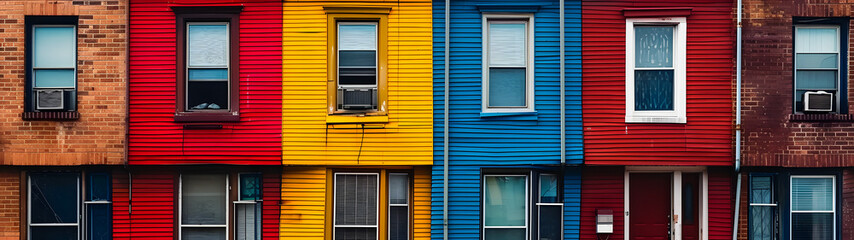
[480,111,538,120]
[22,111,80,121]
[625,116,686,124]
[174,112,240,123]
[326,115,389,124]
[789,114,854,122]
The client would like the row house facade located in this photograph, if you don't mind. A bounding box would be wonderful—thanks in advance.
[0,1,128,240]
[430,0,584,240]
[736,0,854,239]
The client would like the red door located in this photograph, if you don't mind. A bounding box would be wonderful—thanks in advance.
[630,173,672,240]
[682,173,700,240]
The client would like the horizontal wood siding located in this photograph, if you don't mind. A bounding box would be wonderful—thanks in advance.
[119,172,176,239]
[708,167,734,240]
[128,0,283,165]
[263,173,282,239]
[581,0,734,166]
[281,0,433,166]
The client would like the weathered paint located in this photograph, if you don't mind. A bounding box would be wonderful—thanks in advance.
[281,0,433,166]
[581,0,735,166]
[430,0,583,238]
[279,166,432,239]
[128,0,283,165]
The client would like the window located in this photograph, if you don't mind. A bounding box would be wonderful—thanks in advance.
[172,6,242,122]
[25,16,79,115]
[180,174,228,240]
[483,175,528,239]
[794,25,843,113]
[537,174,562,240]
[750,175,777,240]
[332,171,411,240]
[482,15,535,113]
[336,22,379,111]
[389,173,409,240]
[790,176,835,240]
[235,173,262,240]
[625,17,687,123]
[28,172,111,240]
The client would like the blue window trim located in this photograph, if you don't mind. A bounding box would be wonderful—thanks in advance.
[748,172,779,240]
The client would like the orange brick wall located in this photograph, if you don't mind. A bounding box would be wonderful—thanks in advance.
[0,0,127,166]
[0,168,20,240]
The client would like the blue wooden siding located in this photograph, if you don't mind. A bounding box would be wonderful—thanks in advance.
[431,0,583,238]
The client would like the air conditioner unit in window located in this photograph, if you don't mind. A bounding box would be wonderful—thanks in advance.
[804,91,833,112]
[36,89,64,110]
[337,87,377,110]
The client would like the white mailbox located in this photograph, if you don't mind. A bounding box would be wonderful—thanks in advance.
[596,209,613,234]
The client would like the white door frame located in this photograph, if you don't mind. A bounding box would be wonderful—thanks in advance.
[624,166,708,240]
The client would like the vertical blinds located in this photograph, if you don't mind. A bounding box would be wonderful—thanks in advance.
[335,174,379,226]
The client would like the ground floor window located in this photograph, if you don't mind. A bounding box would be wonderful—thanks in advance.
[28,171,112,240]
[332,171,411,240]
[482,171,563,240]
[791,176,835,240]
[748,172,838,240]
[180,174,228,240]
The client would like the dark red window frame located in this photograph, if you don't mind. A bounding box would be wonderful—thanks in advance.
[172,6,242,122]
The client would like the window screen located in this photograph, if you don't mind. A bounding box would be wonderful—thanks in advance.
[334,173,379,240]
[29,172,80,240]
[186,23,229,111]
[486,21,527,108]
[236,174,262,240]
[484,175,527,240]
[633,25,675,111]
[32,25,76,111]
[181,174,227,240]
[791,176,834,240]
[794,26,840,113]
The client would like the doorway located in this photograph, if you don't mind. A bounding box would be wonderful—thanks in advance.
[625,168,707,240]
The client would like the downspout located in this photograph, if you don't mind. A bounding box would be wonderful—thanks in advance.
[559,0,566,167]
[732,0,743,239]
[442,0,450,239]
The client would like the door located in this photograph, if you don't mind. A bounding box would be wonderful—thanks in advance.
[630,173,672,240]
[681,173,700,240]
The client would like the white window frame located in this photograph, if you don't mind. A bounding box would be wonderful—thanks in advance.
[789,175,836,240]
[337,22,379,89]
[178,174,230,240]
[481,14,536,113]
[625,17,687,123]
[31,24,77,110]
[28,173,82,240]
[623,166,709,240]
[536,173,563,240]
[482,174,529,240]
[185,22,231,112]
[333,172,380,240]
[388,173,410,240]
[235,173,262,240]
[793,25,842,113]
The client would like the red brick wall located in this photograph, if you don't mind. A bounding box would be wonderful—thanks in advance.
[741,0,854,167]
[844,168,854,240]
[0,169,19,240]
[0,0,127,166]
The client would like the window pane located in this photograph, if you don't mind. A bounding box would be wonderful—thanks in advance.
[796,28,838,53]
[389,206,408,240]
[750,206,775,240]
[187,81,229,110]
[797,53,838,69]
[188,24,228,67]
[635,26,673,68]
[488,22,526,67]
[182,228,227,240]
[539,174,559,203]
[795,71,836,89]
[236,203,261,240]
[484,176,526,227]
[634,70,674,110]
[339,24,377,50]
[34,69,75,88]
[339,51,376,67]
[335,174,378,226]
[30,172,78,224]
[339,74,377,86]
[182,174,227,225]
[484,228,526,240]
[188,69,228,81]
[792,213,833,240]
[88,172,111,201]
[792,177,834,212]
[87,204,112,240]
[538,205,562,240]
[488,68,526,107]
[334,227,378,240]
[31,226,78,240]
[389,174,408,205]
[750,176,772,204]
[34,26,75,68]
[240,174,262,201]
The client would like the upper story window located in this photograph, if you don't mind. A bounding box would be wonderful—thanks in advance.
[172,6,242,122]
[482,14,535,113]
[625,17,687,123]
[336,22,379,111]
[24,16,79,118]
[794,25,845,113]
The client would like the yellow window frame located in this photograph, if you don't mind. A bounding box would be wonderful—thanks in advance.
[324,168,414,240]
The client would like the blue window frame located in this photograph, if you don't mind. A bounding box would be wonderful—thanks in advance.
[85,172,112,240]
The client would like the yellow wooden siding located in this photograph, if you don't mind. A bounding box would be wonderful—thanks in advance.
[279,167,432,240]
[282,0,433,166]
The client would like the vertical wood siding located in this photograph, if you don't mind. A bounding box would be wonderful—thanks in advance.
[581,0,734,166]
[128,0,283,165]
[430,0,583,238]
[281,0,433,166]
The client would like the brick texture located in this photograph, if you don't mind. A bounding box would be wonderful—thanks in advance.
[0,169,20,240]
[0,0,127,166]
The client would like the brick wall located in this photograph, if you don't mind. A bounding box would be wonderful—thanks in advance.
[741,0,854,167]
[0,169,20,240]
[0,0,127,166]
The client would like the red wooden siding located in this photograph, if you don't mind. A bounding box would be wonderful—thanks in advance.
[128,0,283,165]
[262,173,282,239]
[582,0,735,166]
[707,168,733,240]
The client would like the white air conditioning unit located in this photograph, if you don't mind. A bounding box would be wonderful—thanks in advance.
[804,91,833,112]
[36,89,64,110]
[337,87,377,110]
